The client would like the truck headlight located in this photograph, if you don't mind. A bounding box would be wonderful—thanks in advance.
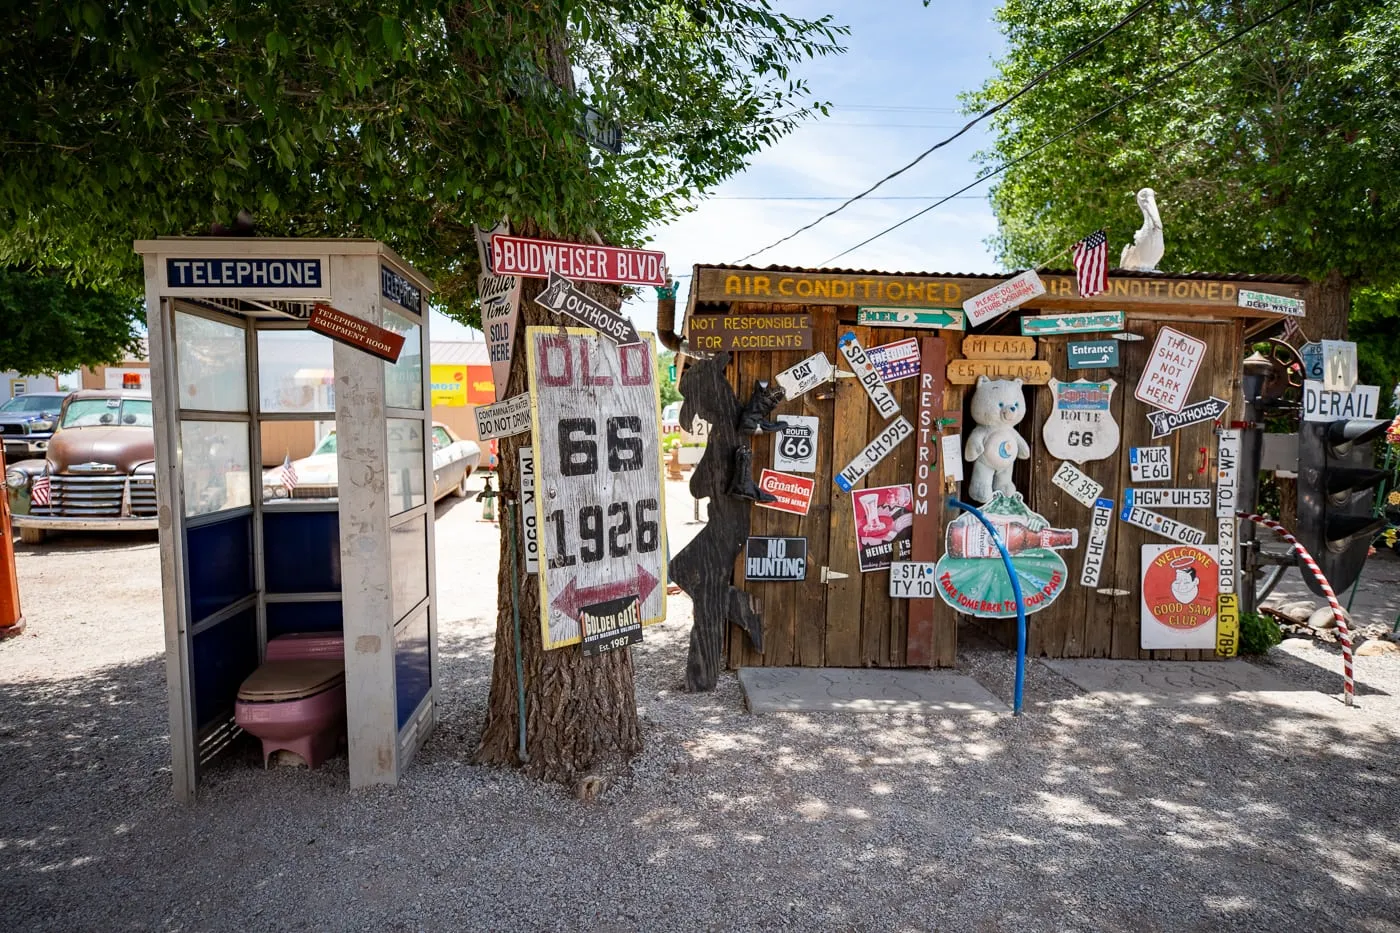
[30,420,53,432]
[5,469,26,490]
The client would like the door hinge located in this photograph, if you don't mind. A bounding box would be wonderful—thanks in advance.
[820,566,849,583]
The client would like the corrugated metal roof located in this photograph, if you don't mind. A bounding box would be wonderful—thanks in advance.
[430,341,489,365]
[695,263,1308,284]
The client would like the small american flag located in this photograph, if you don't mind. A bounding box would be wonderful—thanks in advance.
[280,453,298,493]
[30,475,51,507]
[1072,229,1109,298]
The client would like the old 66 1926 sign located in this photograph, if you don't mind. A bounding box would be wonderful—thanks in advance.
[526,327,667,651]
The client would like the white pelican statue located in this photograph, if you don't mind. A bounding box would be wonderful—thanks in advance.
[1119,187,1164,271]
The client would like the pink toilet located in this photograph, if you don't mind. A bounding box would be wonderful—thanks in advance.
[235,633,346,769]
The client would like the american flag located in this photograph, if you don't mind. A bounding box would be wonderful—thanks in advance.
[1072,229,1109,297]
[280,453,298,493]
[30,475,51,507]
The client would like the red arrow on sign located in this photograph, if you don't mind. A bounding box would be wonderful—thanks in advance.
[556,566,659,622]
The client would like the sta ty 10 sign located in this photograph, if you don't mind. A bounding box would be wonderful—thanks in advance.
[526,328,667,650]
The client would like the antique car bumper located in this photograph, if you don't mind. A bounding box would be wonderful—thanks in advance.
[11,514,159,532]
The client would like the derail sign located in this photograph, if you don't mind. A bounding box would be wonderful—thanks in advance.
[492,234,667,287]
[526,327,667,651]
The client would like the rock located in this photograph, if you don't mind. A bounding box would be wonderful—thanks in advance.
[1356,638,1400,657]
[1276,600,1319,624]
[1280,638,1314,650]
[1307,605,1350,630]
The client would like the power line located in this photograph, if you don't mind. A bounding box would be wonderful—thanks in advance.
[706,195,985,201]
[818,0,1307,267]
[731,0,1162,265]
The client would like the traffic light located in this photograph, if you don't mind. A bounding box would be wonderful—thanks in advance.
[1296,417,1389,596]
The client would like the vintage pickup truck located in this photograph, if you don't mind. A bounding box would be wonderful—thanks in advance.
[4,390,157,544]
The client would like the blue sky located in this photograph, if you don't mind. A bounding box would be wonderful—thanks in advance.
[432,1,1006,341]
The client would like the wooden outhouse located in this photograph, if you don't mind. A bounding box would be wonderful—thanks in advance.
[680,263,1309,668]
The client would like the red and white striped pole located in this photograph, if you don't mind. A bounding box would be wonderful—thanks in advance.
[1237,511,1353,706]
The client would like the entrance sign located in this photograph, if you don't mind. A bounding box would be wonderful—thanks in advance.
[308,303,405,363]
[853,484,914,572]
[961,335,1036,360]
[1238,288,1305,318]
[535,270,642,346]
[756,469,814,515]
[526,328,666,650]
[773,416,819,473]
[946,359,1052,385]
[1124,488,1212,509]
[475,392,532,441]
[890,562,939,598]
[687,312,812,352]
[480,271,523,400]
[492,234,667,286]
[1080,498,1114,588]
[1130,446,1172,482]
[580,596,644,657]
[1067,340,1119,370]
[1321,340,1359,392]
[858,307,965,330]
[835,417,914,492]
[1020,311,1125,336]
[744,537,808,582]
[1146,396,1229,438]
[774,352,833,400]
[1216,592,1239,657]
[934,491,1073,617]
[1141,545,1219,649]
[1134,326,1206,413]
[1052,461,1104,508]
[1043,379,1120,463]
[1121,505,1206,545]
[867,337,922,383]
[1302,381,1379,421]
[963,270,1046,328]
[838,331,901,419]
[519,447,540,574]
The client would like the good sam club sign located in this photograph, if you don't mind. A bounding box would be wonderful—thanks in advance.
[526,327,667,650]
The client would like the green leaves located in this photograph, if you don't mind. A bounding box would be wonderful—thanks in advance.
[0,267,144,375]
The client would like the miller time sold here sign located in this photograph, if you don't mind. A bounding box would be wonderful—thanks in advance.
[526,327,667,651]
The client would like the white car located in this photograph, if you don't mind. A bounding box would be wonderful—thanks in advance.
[661,401,682,435]
[263,422,481,502]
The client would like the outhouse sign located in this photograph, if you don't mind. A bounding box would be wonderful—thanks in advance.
[526,328,667,650]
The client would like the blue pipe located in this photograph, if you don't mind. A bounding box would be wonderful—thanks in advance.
[947,498,1028,715]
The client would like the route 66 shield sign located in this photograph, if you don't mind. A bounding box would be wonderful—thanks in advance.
[1043,378,1120,463]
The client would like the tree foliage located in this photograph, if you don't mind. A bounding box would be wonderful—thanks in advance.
[1,1,844,323]
[969,1,1400,290]
[0,267,144,375]
[658,349,681,405]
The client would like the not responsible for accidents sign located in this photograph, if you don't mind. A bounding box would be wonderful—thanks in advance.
[526,327,667,650]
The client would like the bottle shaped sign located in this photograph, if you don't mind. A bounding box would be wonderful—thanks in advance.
[947,519,1078,559]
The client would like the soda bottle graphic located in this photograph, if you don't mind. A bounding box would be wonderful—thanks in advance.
[947,518,1078,559]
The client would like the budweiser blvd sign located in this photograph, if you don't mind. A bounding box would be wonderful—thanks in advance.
[491,234,667,287]
[757,469,814,515]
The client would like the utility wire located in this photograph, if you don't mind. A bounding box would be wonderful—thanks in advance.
[707,195,985,201]
[730,0,1162,265]
[819,0,1306,267]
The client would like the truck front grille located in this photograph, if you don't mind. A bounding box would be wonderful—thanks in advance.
[29,475,157,518]
[0,423,29,436]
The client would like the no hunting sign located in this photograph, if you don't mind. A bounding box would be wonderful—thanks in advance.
[526,327,668,650]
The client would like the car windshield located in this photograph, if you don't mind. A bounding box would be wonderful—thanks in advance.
[1,395,64,414]
[61,398,154,428]
[311,432,337,456]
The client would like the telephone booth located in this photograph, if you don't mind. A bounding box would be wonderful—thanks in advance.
[134,238,439,802]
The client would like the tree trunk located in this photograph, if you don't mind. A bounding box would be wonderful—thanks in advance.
[474,271,643,784]
[473,32,641,785]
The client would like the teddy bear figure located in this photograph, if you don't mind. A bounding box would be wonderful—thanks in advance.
[963,375,1030,502]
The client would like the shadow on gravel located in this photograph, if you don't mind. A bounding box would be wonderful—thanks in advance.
[3,607,1399,932]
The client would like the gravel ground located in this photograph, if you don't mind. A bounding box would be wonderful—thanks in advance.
[4,481,1400,932]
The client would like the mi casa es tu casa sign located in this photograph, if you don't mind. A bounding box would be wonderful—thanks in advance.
[688,312,812,352]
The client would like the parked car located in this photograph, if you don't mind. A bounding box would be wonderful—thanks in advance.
[661,401,682,435]
[262,422,480,503]
[5,390,156,544]
[0,391,69,463]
